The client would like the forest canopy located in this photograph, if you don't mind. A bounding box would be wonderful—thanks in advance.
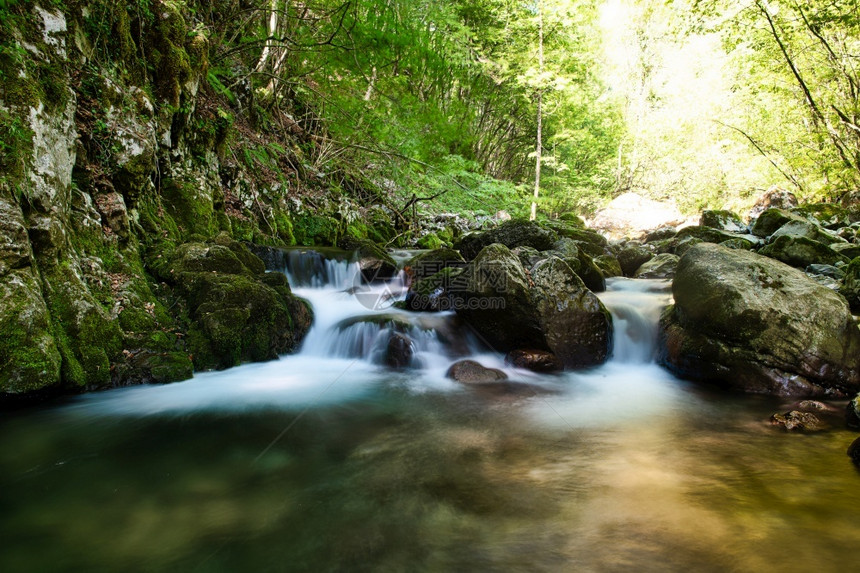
[65,0,860,218]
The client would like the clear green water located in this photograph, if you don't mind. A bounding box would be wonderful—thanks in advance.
[2,368,859,572]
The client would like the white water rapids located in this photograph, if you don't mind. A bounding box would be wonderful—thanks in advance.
[65,248,683,421]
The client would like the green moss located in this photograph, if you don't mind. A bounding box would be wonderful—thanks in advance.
[273,212,296,245]
[0,272,63,394]
[147,351,193,383]
[228,214,256,243]
[147,1,192,108]
[417,233,443,250]
[160,178,217,238]
[791,203,850,229]
[293,213,340,246]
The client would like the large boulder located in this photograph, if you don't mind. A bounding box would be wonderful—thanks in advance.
[616,243,653,277]
[749,187,798,220]
[701,210,747,233]
[770,219,845,245]
[758,235,849,268]
[658,243,860,397]
[751,208,807,238]
[456,244,612,369]
[839,257,860,312]
[405,248,465,281]
[157,239,312,370]
[589,192,686,238]
[634,253,680,279]
[456,220,558,260]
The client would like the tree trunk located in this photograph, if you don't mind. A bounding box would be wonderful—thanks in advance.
[530,0,544,222]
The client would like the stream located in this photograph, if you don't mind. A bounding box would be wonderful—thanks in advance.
[2,249,860,572]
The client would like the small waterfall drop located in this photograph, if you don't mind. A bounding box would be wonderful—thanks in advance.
[277,248,463,369]
[598,278,673,364]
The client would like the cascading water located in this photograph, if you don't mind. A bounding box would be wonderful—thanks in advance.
[5,248,860,572]
[598,277,673,364]
[276,248,467,372]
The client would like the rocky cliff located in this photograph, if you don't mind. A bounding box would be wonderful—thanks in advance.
[0,1,394,403]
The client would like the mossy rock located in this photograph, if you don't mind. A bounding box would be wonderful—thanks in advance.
[543,222,607,255]
[511,246,545,270]
[751,208,808,238]
[406,248,465,281]
[659,243,860,397]
[456,220,558,260]
[839,257,860,313]
[39,262,123,390]
[700,210,747,233]
[617,244,653,277]
[0,269,62,395]
[677,237,706,257]
[574,250,606,292]
[634,253,680,279]
[160,178,217,238]
[113,350,194,386]
[770,220,844,245]
[416,233,444,250]
[759,235,850,268]
[339,236,398,281]
[594,254,623,278]
[719,238,754,250]
[273,213,297,246]
[676,225,743,244]
[403,267,465,312]
[293,213,340,246]
[179,272,310,370]
[557,213,586,226]
[791,203,851,229]
[645,227,678,243]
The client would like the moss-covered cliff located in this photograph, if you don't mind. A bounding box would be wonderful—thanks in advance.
[0,1,397,402]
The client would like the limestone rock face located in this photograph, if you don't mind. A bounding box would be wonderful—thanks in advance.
[658,243,860,397]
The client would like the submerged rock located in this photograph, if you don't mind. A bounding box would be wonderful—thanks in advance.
[770,411,826,432]
[505,349,563,373]
[848,437,860,467]
[446,360,508,384]
[658,243,860,397]
[386,332,414,369]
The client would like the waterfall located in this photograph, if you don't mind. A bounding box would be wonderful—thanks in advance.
[598,278,673,364]
[277,248,462,369]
